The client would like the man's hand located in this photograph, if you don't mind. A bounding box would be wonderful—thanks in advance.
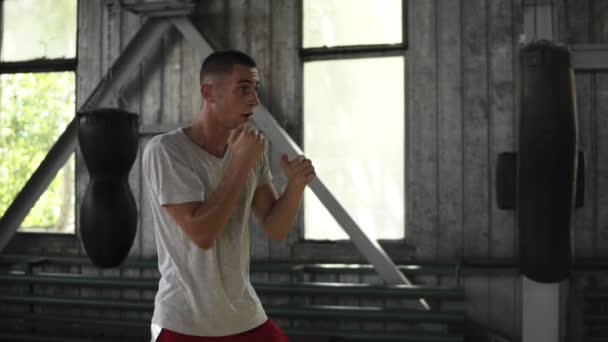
[252,154,316,241]
[280,154,316,190]
[229,125,266,167]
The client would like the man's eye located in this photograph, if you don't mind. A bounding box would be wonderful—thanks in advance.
[240,86,250,94]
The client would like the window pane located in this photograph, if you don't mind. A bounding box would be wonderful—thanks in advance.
[2,0,77,61]
[0,72,76,233]
[303,0,402,48]
[304,57,404,240]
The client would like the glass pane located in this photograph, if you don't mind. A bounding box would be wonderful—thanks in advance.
[0,72,76,233]
[304,57,404,240]
[303,0,402,48]
[2,0,77,61]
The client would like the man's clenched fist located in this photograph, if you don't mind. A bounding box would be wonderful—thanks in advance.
[280,154,316,189]
[229,125,266,167]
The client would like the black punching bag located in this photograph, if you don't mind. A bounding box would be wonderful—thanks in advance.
[77,108,139,268]
[518,41,578,283]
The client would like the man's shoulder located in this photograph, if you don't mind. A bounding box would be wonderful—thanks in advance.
[145,129,184,152]
[142,129,189,167]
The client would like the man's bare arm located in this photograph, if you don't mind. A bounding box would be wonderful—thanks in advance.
[252,155,315,241]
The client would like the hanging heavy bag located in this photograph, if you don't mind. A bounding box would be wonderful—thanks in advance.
[77,108,139,268]
[496,40,582,283]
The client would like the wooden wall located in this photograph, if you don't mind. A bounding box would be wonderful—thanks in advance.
[407,0,608,339]
[407,0,522,337]
[561,0,608,259]
[557,0,608,339]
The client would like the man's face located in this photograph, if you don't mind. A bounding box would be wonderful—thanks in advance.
[208,64,260,129]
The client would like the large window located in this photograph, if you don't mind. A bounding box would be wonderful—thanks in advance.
[302,0,406,240]
[0,0,77,233]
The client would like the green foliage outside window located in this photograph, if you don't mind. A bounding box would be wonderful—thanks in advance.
[0,72,75,232]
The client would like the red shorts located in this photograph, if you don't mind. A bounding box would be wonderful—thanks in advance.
[156,319,289,342]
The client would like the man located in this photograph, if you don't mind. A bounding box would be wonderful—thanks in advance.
[142,50,315,341]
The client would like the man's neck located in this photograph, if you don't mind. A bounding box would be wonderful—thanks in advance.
[187,111,230,158]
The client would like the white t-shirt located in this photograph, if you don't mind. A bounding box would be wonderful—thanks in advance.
[142,127,272,339]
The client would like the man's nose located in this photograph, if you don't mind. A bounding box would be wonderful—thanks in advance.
[250,91,260,107]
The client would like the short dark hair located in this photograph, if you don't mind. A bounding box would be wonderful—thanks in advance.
[199,50,256,84]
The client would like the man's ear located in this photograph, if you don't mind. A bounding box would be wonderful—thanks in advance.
[201,83,213,102]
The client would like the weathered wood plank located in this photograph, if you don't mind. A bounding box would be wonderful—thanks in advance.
[132,40,161,279]
[179,34,200,124]
[595,73,608,256]
[593,0,608,44]
[249,0,271,106]
[462,0,490,260]
[512,0,524,271]
[247,0,272,261]
[162,28,182,125]
[573,73,596,257]
[100,0,122,108]
[436,0,463,262]
[227,0,248,52]
[264,0,294,279]
[462,0,490,327]
[126,140,142,261]
[121,7,143,261]
[593,0,608,257]
[76,0,103,109]
[269,0,300,142]
[140,137,157,259]
[269,0,299,260]
[565,0,591,44]
[553,0,567,42]
[193,0,228,50]
[567,0,595,259]
[407,0,438,262]
[140,40,163,125]
[489,0,516,260]
[489,0,518,337]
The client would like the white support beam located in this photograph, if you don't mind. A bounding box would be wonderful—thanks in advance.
[522,278,563,342]
[171,17,429,310]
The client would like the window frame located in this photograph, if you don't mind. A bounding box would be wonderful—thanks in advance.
[0,0,78,236]
[298,0,409,243]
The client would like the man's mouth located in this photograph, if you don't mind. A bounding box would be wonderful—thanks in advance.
[241,113,253,118]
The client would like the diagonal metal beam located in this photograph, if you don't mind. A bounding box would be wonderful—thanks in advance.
[0,18,172,251]
[171,17,429,310]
